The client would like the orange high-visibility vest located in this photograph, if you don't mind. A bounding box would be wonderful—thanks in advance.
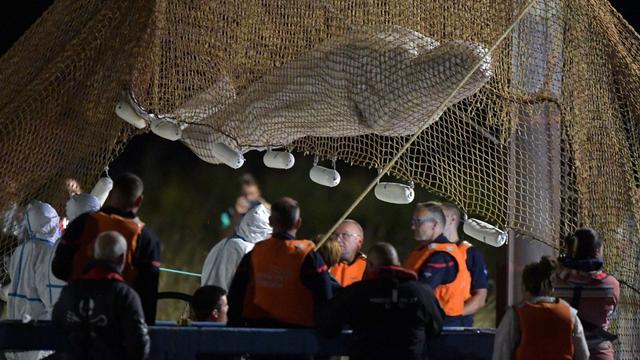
[515,300,574,360]
[330,254,367,287]
[404,242,471,316]
[243,238,315,327]
[72,212,142,285]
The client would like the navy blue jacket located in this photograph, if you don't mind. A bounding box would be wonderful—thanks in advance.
[52,261,150,360]
[457,241,488,326]
[317,266,444,360]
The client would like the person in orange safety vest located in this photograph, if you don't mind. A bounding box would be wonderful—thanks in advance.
[403,202,470,326]
[227,197,333,330]
[440,202,489,327]
[52,173,161,325]
[329,219,367,287]
[493,256,589,360]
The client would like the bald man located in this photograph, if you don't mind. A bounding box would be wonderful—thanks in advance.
[329,219,368,287]
[53,231,150,360]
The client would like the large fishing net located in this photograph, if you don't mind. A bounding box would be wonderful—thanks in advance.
[1,0,639,356]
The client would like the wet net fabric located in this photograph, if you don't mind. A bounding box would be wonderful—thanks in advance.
[0,0,639,356]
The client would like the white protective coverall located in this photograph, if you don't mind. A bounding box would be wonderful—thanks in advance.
[201,203,271,290]
[4,200,66,360]
[65,193,100,222]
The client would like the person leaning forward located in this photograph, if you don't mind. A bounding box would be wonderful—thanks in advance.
[52,172,161,325]
[403,202,471,327]
[227,197,333,329]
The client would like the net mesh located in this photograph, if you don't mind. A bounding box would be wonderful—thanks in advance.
[1,0,639,356]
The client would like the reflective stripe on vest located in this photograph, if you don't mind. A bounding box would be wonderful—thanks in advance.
[330,255,367,287]
[403,242,471,316]
[554,285,615,300]
[72,212,142,285]
[243,238,315,327]
[515,300,574,360]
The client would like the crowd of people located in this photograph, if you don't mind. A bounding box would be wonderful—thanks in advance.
[0,172,620,360]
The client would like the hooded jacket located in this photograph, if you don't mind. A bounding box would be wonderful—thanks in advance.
[5,201,66,360]
[65,193,100,223]
[201,204,271,290]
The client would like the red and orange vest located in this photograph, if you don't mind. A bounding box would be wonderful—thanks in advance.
[515,299,574,360]
[404,242,471,316]
[72,212,143,285]
[243,237,315,327]
[330,254,367,287]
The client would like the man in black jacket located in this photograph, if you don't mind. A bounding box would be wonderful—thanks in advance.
[317,242,444,360]
[53,231,150,360]
[52,172,161,324]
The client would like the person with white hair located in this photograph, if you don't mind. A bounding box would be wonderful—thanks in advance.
[4,200,66,360]
[201,203,272,290]
[53,231,150,360]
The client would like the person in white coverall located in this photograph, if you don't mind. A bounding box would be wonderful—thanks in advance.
[3,200,66,360]
[201,203,271,290]
[65,193,101,223]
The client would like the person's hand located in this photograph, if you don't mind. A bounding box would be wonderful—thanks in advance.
[234,196,250,214]
[65,178,82,196]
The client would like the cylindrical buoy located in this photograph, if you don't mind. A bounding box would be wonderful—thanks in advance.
[211,143,245,169]
[374,182,415,204]
[263,150,295,169]
[115,99,147,129]
[309,165,341,187]
[150,117,183,141]
[91,177,113,206]
[463,218,508,247]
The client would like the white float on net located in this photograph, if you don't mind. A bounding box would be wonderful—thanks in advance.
[463,218,508,247]
[310,157,340,187]
[263,150,295,169]
[210,143,245,169]
[115,91,147,129]
[374,182,415,204]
